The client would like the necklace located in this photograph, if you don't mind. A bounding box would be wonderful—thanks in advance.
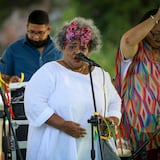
[59,60,89,74]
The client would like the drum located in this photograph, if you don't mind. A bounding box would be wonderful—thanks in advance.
[9,82,27,120]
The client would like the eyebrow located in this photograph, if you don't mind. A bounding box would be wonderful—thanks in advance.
[151,31,160,34]
[70,42,79,45]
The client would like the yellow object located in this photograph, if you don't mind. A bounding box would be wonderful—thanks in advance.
[0,72,25,88]
[0,73,9,87]
[100,117,112,140]
[93,112,112,141]
[19,72,25,83]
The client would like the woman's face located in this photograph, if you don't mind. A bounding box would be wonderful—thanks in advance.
[146,23,160,48]
[63,40,89,69]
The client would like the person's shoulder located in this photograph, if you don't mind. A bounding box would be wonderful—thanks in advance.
[47,36,56,46]
[38,61,59,74]
[7,37,25,48]
[93,67,111,81]
[43,61,58,68]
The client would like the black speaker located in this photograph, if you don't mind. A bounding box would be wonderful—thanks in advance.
[11,120,28,160]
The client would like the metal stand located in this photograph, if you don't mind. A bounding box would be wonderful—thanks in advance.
[0,110,9,160]
[128,128,160,160]
[11,119,28,160]
[88,116,99,160]
[0,88,23,160]
[87,64,104,160]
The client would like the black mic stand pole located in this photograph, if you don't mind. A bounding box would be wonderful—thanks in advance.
[128,127,160,160]
[0,87,23,160]
[87,64,104,160]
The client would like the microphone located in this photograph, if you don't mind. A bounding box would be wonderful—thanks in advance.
[76,53,101,67]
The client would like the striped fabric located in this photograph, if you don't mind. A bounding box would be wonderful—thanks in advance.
[114,41,160,153]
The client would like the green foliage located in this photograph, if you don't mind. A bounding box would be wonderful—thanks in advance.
[0,0,44,24]
[65,0,160,76]
[89,41,117,78]
[0,1,10,23]
[0,0,159,76]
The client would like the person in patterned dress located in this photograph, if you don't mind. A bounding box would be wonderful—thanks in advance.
[114,8,160,160]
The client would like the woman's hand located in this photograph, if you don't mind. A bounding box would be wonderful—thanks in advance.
[106,116,119,126]
[46,113,87,138]
[9,76,21,83]
[60,121,87,138]
[2,74,20,83]
[1,74,10,83]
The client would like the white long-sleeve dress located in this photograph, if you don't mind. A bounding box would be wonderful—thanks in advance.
[24,61,121,160]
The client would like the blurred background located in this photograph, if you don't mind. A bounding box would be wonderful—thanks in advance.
[0,0,159,78]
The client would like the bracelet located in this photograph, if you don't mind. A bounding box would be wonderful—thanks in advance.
[150,15,159,24]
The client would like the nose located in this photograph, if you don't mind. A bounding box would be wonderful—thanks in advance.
[32,34,41,41]
[74,47,81,54]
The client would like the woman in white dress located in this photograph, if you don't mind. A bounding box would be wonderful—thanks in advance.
[24,17,122,160]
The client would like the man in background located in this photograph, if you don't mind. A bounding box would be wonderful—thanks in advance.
[0,9,62,82]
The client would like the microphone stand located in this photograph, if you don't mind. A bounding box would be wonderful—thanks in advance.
[0,87,23,160]
[128,127,160,160]
[87,64,104,160]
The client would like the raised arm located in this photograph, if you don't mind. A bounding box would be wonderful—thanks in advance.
[120,8,160,59]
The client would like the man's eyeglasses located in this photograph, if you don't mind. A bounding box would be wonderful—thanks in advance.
[150,31,160,39]
[27,30,47,37]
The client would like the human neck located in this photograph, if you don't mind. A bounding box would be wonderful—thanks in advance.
[38,47,44,53]
[59,60,89,74]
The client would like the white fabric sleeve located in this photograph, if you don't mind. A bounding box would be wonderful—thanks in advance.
[24,64,55,127]
[120,48,132,80]
[104,72,122,124]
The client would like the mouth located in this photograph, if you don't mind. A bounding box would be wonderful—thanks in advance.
[154,40,160,48]
[155,40,160,43]
[73,54,80,62]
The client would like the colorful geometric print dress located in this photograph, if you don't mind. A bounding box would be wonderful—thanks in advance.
[114,41,160,155]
